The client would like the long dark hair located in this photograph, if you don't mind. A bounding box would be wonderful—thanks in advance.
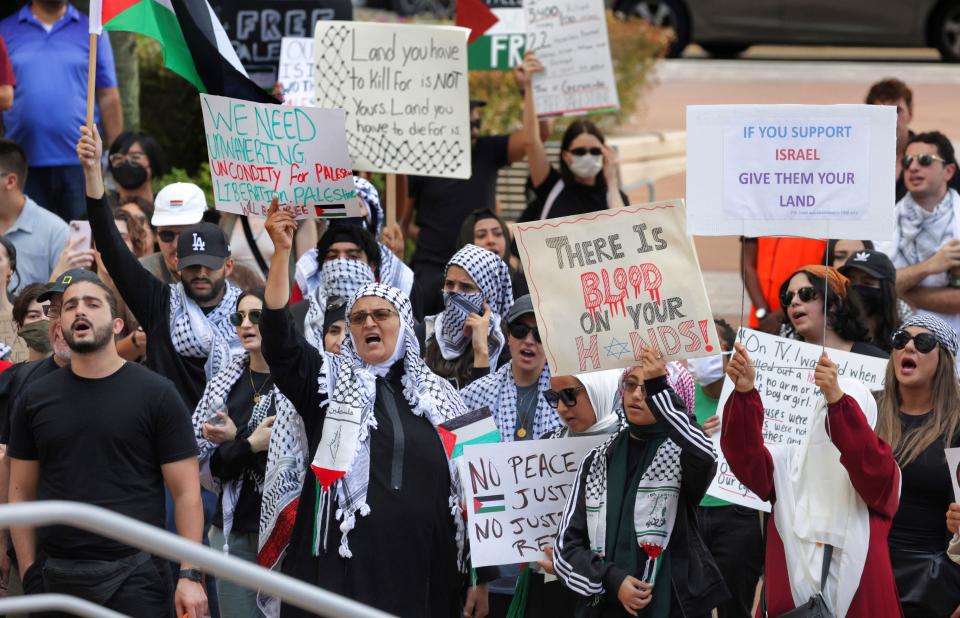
[559,120,607,190]
[822,239,875,267]
[847,278,900,352]
[778,270,868,343]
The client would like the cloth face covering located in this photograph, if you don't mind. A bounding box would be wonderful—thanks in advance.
[169,280,243,379]
[18,319,52,353]
[569,153,604,178]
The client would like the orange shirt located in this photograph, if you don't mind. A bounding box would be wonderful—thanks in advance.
[749,238,826,328]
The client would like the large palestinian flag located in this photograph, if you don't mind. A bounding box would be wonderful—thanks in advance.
[90,0,276,103]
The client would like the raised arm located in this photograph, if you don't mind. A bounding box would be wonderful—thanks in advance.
[520,52,551,189]
[507,60,551,165]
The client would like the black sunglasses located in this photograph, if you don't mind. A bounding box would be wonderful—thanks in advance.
[902,153,947,168]
[891,330,939,354]
[543,386,586,409]
[509,323,541,343]
[229,310,262,326]
[158,230,179,243]
[568,147,602,156]
[780,286,819,307]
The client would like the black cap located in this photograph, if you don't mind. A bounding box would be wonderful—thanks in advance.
[838,249,896,283]
[505,294,535,324]
[39,268,101,302]
[177,222,230,271]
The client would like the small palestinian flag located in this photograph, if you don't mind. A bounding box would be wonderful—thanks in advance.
[473,494,506,514]
[314,204,349,218]
[438,407,501,459]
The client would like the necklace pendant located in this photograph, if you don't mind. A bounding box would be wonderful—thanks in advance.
[253,394,261,404]
[516,427,527,439]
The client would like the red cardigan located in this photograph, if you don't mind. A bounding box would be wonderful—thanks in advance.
[721,389,903,618]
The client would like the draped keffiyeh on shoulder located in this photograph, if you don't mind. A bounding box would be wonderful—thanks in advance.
[169,280,243,378]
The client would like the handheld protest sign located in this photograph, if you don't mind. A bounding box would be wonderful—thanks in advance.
[947,448,960,504]
[200,93,359,220]
[313,21,471,179]
[707,328,889,511]
[278,37,315,107]
[686,104,895,240]
[464,0,525,71]
[457,435,607,567]
[515,199,717,376]
[524,0,619,117]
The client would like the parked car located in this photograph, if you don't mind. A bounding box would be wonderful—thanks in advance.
[612,0,960,62]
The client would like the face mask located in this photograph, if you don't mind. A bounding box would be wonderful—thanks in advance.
[110,161,148,190]
[568,154,603,178]
[687,354,725,386]
[852,285,883,314]
[320,258,375,300]
[440,291,485,351]
[18,319,52,354]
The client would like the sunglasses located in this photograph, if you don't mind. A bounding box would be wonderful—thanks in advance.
[780,286,820,307]
[229,310,262,326]
[543,386,586,409]
[347,308,398,325]
[891,330,939,354]
[158,230,179,243]
[509,323,541,343]
[568,147,603,156]
[902,153,947,168]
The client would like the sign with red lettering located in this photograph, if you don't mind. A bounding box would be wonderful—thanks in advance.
[514,199,718,376]
[686,104,895,240]
[458,435,607,567]
[200,93,360,219]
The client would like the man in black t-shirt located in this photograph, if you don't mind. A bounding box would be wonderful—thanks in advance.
[7,277,207,617]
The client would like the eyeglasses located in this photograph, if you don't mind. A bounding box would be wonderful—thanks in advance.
[891,330,939,354]
[568,147,603,156]
[780,286,820,307]
[620,378,645,396]
[229,310,262,326]
[158,230,179,243]
[902,153,947,168]
[508,323,541,343]
[347,308,398,325]
[108,152,147,166]
[543,386,586,409]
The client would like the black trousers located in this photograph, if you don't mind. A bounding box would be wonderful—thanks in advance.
[696,505,764,618]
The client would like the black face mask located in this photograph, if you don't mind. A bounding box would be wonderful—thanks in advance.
[852,285,883,314]
[111,161,148,190]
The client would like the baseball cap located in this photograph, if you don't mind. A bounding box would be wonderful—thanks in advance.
[152,183,206,227]
[39,268,102,302]
[177,223,230,271]
[838,250,896,283]
[505,294,535,324]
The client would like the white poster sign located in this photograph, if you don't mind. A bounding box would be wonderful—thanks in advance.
[524,0,619,117]
[947,448,960,503]
[686,104,895,240]
[707,328,889,511]
[313,21,471,178]
[514,200,718,376]
[201,94,359,219]
[459,435,607,567]
[278,37,315,107]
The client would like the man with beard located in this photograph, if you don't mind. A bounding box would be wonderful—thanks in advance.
[80,126,240,411]
[6,278,207,617]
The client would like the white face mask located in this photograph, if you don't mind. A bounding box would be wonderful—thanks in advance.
[568,153,603,178]
[687,354,725,386]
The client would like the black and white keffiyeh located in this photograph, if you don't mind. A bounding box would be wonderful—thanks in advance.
[460,361,559,441]
[192,354,296,555]
[900,312,959,355]
[309,283,470,566]
[354,176,384,238]
[303,259,375,350]
[169,281,243,378]
[432,244,514,366]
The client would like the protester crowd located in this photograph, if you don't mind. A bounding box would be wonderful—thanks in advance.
[0,2,956,616]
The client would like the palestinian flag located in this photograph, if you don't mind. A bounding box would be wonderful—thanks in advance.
[89,0,276,103]
[314,204,349,218]
[473,494,506,514]
[438,407,501,460]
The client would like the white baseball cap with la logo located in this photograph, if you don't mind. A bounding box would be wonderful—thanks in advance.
[152,182,207,227]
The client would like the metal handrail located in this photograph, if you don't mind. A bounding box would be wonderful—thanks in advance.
[0,501,394,618]
[0,593,125,617]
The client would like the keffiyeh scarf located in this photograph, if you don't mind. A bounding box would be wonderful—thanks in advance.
[303,259,375,350]
[311,283,470,566]
[460,362,559,441]
[192,355,296,554]
[169,281,243,379]
[893,188,960,268]
[433,244,514,366]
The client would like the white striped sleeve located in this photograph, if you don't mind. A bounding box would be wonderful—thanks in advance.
[650,389,716,462]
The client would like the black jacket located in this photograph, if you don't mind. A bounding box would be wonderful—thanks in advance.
[554,376,729,617]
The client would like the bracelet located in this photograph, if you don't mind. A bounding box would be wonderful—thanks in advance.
[179,568,202,583]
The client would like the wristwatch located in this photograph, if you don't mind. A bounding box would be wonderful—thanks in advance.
[179,568,203,583]
[754,307,768,320]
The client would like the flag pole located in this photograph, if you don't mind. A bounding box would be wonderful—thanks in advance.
[86,33,97,131]
[386,173,397,228]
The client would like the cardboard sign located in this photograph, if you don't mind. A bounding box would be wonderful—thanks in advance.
[686,104,895,240]
[707,328,889,511]
[515,200,718,376]
[468,0,525,70]
[947,448,960,504]
[525,0,618,116]
[278,37,315,106]
[200,93,359,219]
[313,21,471,178]
[459,435,607,567]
